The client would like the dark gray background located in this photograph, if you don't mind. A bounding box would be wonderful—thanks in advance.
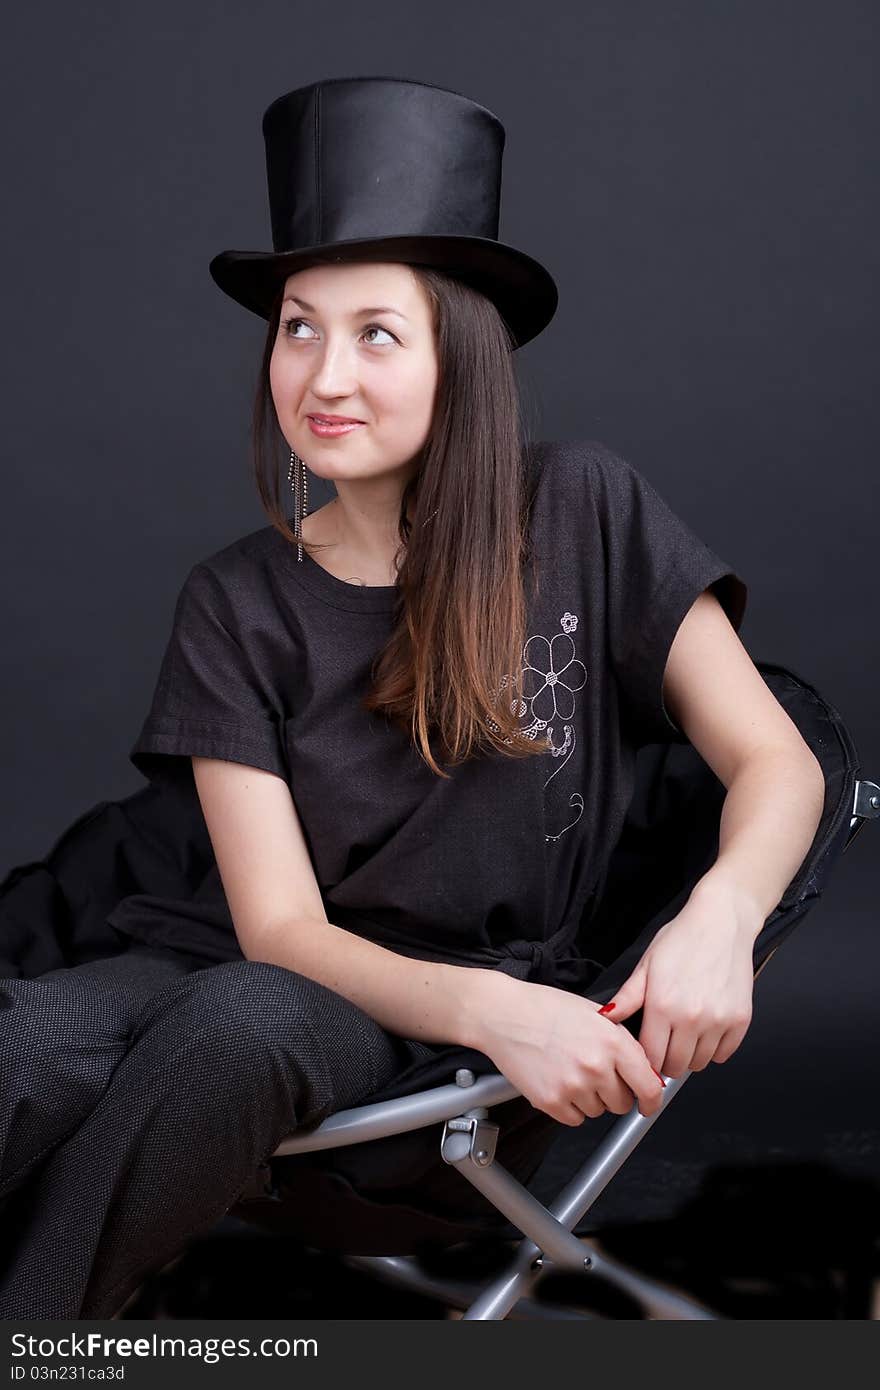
[2,0,878,1268]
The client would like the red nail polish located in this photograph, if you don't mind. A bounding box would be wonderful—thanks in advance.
[598,1002,616,1016]
[653,1069,667,1087]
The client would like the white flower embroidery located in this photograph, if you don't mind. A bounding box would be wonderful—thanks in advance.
[485,613,588,842]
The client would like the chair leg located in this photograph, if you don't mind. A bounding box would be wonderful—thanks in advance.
[437,1077,721,1319]
[341,1252,603,1320]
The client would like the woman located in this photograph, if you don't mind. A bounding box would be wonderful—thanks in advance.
[0,77,825,1319]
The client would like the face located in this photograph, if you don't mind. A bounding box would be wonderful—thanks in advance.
[270,261,439,490]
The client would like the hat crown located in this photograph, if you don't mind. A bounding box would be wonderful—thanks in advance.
[261,77,506,254]
[209,75,557,348]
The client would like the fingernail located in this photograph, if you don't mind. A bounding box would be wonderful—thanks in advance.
[653,1069,667,1087]
[597,1002,616,1016]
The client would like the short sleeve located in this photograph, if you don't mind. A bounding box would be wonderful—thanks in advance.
[129,561,288,789]
[591,445,749,748]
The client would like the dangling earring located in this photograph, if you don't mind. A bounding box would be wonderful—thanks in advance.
[287,448,309,562]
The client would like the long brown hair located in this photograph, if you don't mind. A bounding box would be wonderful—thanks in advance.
[252,264,550,778]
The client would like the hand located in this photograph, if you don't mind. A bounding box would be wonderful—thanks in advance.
[599,880,759,1078]
[473,972,666,1126]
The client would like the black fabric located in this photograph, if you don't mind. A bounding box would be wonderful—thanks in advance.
[0,947,427,1319]
[120,438,748,992]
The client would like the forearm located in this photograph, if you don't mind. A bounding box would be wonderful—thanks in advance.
[243,915,497,1049]
[689,746,826,935]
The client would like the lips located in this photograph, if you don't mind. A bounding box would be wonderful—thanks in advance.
[307,416,365,438]
[308,414,364,424]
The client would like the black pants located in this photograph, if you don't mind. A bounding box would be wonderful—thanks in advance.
[0,945,420,1319]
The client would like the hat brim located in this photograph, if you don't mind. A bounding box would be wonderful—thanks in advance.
[208,234,557,350]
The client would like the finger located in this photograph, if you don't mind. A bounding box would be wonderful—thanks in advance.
[599,967,647,1023]
[637,1008,672,1078]
[616,1047,665,1115]
[712,1022,750,1065]
[688,1028,728,1072]
[661,1024,700,1079]
[595,1077,637,1117]
[572,1092,606,1120]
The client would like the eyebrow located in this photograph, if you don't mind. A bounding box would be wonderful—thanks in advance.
[282,295,409,321]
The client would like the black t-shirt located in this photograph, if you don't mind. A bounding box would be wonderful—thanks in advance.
[114,439,748,991]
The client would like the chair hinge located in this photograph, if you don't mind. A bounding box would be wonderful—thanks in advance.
[441,1113,499,1167]
[853,779,880,819]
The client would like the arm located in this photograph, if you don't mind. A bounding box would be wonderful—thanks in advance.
[662,588,826,933]
[603,590,827,1074]
[686,745,826,935]
[251,914,494,1050]
[191,755,493,1050]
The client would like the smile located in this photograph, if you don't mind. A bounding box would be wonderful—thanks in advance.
[307,418,365,437]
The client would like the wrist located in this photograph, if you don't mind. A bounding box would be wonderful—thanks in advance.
[450,965,517,1052]
[689,866,769,941]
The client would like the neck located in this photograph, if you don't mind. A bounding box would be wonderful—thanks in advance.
[305,497,405,587]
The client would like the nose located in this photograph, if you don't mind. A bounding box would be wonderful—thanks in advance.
[309,336,359,399]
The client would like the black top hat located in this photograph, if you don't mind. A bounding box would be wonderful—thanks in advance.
[209,76,558,350]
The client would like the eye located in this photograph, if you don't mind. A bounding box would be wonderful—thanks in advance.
[281,316,315,339]
[280,316,398,346]
[362,324,397,346]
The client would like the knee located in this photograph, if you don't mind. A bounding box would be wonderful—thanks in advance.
[122,961,396,1131]
[188,962,402,1114]
[130,959,334,1074]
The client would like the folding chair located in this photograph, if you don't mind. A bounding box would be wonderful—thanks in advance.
[227,660,877,1319]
